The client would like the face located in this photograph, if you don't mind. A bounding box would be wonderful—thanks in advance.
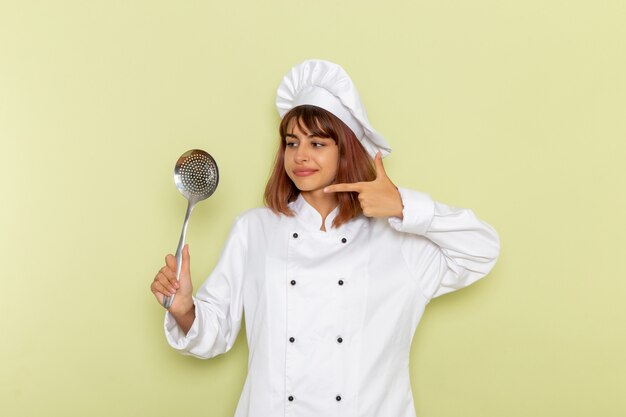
[283,118,339,194]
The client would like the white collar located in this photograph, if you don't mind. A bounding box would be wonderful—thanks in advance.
[288,193,367,234]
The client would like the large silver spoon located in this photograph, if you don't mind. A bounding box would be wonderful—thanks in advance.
[163,149,219,309]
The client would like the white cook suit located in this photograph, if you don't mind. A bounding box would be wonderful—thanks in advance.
[164,187,501,417]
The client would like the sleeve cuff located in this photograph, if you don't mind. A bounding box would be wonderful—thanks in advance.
[387,187,435,235]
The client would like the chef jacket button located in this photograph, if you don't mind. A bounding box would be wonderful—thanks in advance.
[341,237,347,243]
[293,232,298,238]
[337,337,343,343]
[290,280,296,286]
[288,395,294,402]
[338,279,344,285]
[289,337,295,343]
[336,395,342,401]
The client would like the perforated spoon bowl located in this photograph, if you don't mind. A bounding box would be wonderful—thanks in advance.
[163,149,219,309]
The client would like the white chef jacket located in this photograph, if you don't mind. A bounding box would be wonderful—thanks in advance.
[164,187,500,417]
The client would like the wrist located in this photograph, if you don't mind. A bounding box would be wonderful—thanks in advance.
[169,299,194,318]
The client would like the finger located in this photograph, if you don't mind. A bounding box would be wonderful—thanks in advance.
[324,183,362,193]
[374,151,388,179]
[150,282,165,304]
[152,279,174,297]
[180,244,191,277]
[157,272,177,294]
[165,253,176,271]
[156,280,174,297]
[159,266,179,288]
[163,255,180,287]
[151,288,164,305]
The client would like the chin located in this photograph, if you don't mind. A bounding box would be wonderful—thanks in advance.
[290,181,320,193]
[293,184,317,192]
[289,174,333,193]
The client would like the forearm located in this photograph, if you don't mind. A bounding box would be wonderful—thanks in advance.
[169,304,196,335]
[390,187,500,299]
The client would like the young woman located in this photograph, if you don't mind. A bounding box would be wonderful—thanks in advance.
[151,59,500,417]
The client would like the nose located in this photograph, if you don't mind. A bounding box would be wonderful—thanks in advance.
[294,143,309,163]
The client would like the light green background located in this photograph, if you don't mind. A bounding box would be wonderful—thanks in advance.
[1,1,624,416]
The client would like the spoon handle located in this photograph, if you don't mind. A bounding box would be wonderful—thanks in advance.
[163,200,194,309]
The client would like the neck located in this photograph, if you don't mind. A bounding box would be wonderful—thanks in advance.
[300,189,339,231]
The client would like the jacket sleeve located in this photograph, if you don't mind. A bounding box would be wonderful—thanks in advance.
[163,215,248,359]
[388,187,500,301]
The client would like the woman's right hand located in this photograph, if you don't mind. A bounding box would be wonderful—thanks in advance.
[150,243,194,315]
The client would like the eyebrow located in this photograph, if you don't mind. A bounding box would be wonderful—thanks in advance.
[285,133,330,139]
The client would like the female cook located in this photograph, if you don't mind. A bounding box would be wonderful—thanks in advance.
[150,59,501,417]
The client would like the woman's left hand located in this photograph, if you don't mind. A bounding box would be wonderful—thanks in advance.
[324,151,404,219]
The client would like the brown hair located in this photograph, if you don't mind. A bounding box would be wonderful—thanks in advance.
[263,105,376,229]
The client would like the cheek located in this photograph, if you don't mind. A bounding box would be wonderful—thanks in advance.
[283,149,292,167]
[325,148,340,176]
[283,151,296,179]
[324,157,338,175]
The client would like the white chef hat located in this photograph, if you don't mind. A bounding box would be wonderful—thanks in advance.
[276,59,392,158]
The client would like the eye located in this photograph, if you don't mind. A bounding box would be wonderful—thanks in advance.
[286,141,298,148]
[312,142,325,147]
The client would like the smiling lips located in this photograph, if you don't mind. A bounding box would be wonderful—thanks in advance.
[293,169,318,177]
